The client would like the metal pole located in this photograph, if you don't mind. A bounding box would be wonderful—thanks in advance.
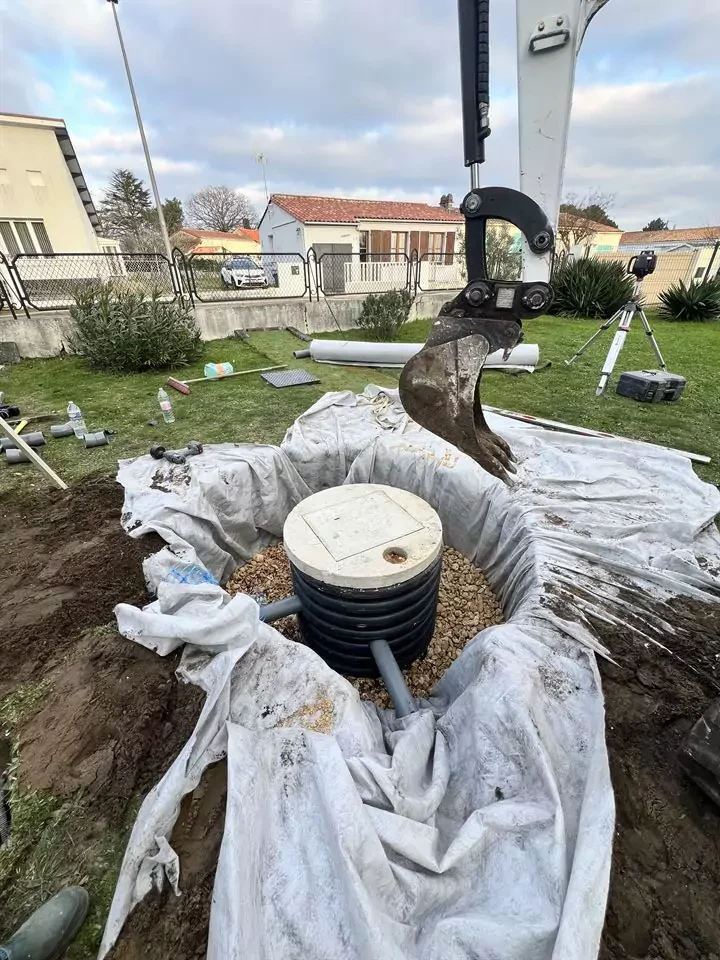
[108,0,173,263]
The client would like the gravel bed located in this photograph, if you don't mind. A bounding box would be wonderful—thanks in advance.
[226,544,504,709]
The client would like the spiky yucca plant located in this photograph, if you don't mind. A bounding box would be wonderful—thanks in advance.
[658,276,720,323]
[550,258,635,319]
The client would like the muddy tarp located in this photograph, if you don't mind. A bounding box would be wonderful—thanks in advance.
[104,388,720,960]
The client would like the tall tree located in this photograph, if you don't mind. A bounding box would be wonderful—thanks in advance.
[149,197,184,236]
[457,222,521,282]
[99,169,154,251]
[187,186,258,233]
[642,218,670,232]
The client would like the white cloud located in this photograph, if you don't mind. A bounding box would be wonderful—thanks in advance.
[72,70,106,91]
[88,96,119,116]
[2,0,718,229]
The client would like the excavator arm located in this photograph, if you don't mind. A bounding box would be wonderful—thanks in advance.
[399,0,610,481]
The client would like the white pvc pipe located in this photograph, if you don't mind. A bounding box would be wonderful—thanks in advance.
[308,340,539,370]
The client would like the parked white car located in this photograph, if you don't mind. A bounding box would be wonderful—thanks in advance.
[220,257,268,288]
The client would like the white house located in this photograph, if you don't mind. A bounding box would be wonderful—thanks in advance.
[259,194,465,294]
[0,112,119,257]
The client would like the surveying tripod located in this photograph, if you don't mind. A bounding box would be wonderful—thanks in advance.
[564,250,666,396]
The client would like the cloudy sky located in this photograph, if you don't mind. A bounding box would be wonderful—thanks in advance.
[1,0,718,230]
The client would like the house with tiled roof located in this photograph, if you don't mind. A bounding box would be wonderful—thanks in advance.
[617,225,720,284]
[259,194,464,293]
[171,227,260,257]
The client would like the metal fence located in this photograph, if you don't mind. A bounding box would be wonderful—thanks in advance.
[316,252,412,297]
[185,251,308,303]
[416,253,466,291]
[9,252,177,311]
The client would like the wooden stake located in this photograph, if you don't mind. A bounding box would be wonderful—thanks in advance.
[0,417,68,489]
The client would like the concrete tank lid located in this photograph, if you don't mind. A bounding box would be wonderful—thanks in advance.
[283,483,443,589]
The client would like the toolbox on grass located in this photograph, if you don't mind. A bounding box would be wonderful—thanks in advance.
[616,370,686,403]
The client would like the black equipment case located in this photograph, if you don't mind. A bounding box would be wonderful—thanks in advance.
[616,370,686,403]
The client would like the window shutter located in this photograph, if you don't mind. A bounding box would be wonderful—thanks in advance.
[32,222,53,254]
[14,221,36,254]
[445,231,455,264]
[371,230,391,256]
[409,231,420,257]
[0,222,20,258]
[418,232,429,256]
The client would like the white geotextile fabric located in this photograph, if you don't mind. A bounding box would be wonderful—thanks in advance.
[102,387,720,960]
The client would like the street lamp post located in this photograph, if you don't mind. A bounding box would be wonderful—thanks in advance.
[107,0,174,263]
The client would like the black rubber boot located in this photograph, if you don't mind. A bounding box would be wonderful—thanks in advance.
[0,886,89,960]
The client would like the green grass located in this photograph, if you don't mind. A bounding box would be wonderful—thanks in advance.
[319,315,720,486]
[1,317,718,494]
[0,333,397,496]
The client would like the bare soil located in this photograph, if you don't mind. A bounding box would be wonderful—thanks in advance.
[2,477,719,959]
[0,477,204,946]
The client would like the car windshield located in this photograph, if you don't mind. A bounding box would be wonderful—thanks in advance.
[229,258,260,270]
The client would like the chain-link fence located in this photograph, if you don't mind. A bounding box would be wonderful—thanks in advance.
[10,252,177,310]
[317,252,412,297]
[415,253,466,292]
[186,252,308,302]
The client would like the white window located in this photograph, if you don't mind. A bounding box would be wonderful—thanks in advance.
[427,232,445,261]
[390,231,408,261]
[0,220,54,257]
[26,170,45,187]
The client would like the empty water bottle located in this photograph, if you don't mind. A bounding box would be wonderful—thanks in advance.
[157,387,175,423]
[66,401,87,439]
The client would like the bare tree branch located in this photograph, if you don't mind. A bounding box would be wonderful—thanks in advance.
[556,190,617,252]
[186,186,259,233]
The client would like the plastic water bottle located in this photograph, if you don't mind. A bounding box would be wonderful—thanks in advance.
[67,401,87,438]
[157,387,175,423]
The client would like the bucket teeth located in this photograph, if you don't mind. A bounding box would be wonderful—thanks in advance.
[399,316,521,484]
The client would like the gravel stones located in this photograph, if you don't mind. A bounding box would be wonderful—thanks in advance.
[226,544,504,709]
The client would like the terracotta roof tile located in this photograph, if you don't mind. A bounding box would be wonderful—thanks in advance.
[270,194,464,224]
[621,226,720,245]
[233,227,260,242]
[176,228,259,242]
[557,213,620,233]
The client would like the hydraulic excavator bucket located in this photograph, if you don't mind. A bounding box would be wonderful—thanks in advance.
[399,311,523,484]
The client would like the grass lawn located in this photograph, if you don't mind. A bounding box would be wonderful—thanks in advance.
[1,315,718,495]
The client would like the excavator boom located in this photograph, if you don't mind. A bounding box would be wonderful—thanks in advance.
[398,0,609,481]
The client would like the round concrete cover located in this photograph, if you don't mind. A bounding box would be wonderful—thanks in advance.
[283,483,443,589]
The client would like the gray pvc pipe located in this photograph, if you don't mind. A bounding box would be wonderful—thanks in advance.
[50,423,75,438]
[1,432,45,450]
[370,639,417,717]
[84,432,109,448]
[292,349,311,359]
[258,595,416,717]
[259,594,303,622]
[6,449,30,463]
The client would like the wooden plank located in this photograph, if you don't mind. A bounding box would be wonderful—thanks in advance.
[0,417,68,489]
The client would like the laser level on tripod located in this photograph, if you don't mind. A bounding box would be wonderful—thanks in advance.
[564,250,667,396]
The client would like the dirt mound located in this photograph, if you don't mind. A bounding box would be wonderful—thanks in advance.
[108,763,226,960]
[0,476,164,696]
[595,596,720,960]
[0,477,205,953]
